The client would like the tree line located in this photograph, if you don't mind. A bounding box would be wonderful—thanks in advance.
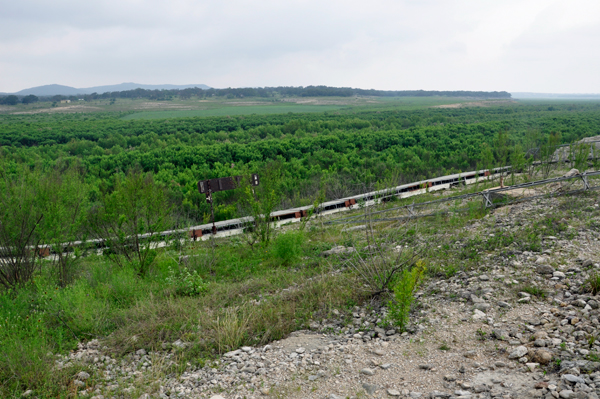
[0,86,511,104]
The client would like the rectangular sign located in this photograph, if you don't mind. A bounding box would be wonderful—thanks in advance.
[197,174,259,194]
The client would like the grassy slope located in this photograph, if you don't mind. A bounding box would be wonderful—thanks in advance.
[4,166,598,397]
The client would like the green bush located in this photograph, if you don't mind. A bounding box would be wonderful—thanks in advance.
[165,266,208,297]
[272,231,306,265]
[387,261,425,331]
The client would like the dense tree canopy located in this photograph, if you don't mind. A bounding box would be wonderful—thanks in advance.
[0,100,598,223]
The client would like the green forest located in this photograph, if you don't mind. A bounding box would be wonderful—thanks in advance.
[1,99,599,222]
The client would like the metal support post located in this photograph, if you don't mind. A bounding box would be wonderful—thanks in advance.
[482,192,493,208]
[582,174,590,190]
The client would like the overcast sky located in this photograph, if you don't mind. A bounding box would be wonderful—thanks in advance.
[1,0,599,93]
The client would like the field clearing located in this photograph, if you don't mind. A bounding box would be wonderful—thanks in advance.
[0,96,494,119]
[121,104,348,120]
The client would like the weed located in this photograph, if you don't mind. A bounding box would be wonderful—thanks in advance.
[272,231,306,265]
[444,264,459,278]
[476,329,487,341]
[439,343,450,351]
[520,285,547,298]
[387,261,426,331]
[165,265,209,297]
[586,273,600,295]
[560,342,567,351]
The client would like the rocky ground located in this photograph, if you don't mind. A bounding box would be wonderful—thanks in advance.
[42,192,600,399]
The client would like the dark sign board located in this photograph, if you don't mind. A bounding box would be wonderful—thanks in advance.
[197,174,259,194]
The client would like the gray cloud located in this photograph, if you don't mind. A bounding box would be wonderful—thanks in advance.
[1,0,599,93]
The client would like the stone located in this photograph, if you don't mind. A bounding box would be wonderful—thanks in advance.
[470,294,484,303]
[498,301,511,308]
[553,271,566,279]
[472,309,486,321]
[321,246,356,257]
[559,390,574,398]
[77,371,90,381]
[360,368,375,376]
[563,169,580,178]
[380,363,392,370]
[573,299,587,308]
[387,388,401,396]
[509,346,528,359]
[372,349,385,356]
[492,329,508,340]
[526,362,539,372]
[536,264,555,274]
[362,383,378,395]
[454,390,471,396]
[136,348,146,356]
[22,391,34,398]
[563,374,585,384]
[409,392,422,398]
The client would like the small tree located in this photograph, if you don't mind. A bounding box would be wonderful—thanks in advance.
[540,132,561,178]
[90,171,172,277]
[39,168,89,287]
[0,172,44,289]
[509,145,526,185]
[238,163,282,248]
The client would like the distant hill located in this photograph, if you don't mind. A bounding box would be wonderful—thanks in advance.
[10,83,211,96]
[512,92,600,99]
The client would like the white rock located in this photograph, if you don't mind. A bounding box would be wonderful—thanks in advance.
[472,309,486,321]
[508,346,528,359]
[360,368,376,376]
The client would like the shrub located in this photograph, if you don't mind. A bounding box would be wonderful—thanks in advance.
[0,172,44,289]
[387,260,426,331]
[89,170,172,277]
[587,273,600,295]
[166,266,208,297]
[272,231,305,265]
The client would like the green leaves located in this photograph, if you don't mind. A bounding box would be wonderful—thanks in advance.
[89,170,173,277]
